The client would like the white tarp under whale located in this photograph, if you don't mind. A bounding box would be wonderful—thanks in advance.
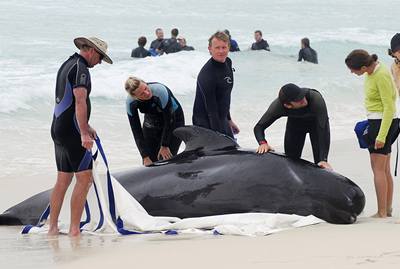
[22,140,324,236]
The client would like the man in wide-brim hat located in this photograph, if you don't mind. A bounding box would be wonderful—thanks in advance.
[48,36,112,236]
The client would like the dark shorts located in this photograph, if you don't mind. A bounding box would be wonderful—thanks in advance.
[53,139,93,173]
[366,118,400,155]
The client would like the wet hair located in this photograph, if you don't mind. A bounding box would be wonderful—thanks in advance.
[125,76,145,97]
[301,38,310,48]
[345,49,378,70]
[208,31,230,47]
[255,30,262,36]
[138,36,147,47]
[223,29,231,39]
[171,28,179,37]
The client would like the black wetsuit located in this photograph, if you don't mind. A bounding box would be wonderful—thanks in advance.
[192,57,234,138]
[158,38,181,54]
[251,39,270,51]
[51,53,93,172]
[298,47,318,64]
[150,38,163,50]
[254,89,330,163]
[126,82,184,161]
[131,46,151,58]
[181,45,195,51]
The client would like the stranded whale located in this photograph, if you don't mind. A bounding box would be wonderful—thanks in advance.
[0,126,365,225]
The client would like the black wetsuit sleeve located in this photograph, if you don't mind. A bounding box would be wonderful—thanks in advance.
[159,98,176,147]
[70,64,90,90]
[197,72,223,132]
[253,99,285,143]
[264,40,270,51]
[310,91,330,162]
[298,49,304,62]
[127,103,150,158]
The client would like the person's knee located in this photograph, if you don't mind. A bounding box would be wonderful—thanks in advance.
[75,170,93,188]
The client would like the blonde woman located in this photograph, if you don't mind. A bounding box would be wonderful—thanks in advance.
[125,77,185,166]
[345,49,399,218]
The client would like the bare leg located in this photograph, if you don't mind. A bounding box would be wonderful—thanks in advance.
[370,153,389,218]
[68,170,93,237]
[48,172,73,235]
[385,154,393,217]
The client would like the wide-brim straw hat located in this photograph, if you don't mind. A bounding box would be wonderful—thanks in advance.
[74,37,113,64]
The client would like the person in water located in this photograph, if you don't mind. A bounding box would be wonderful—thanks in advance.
[49,37,113,236]
[298,37,318,64]
[149,28,164,56]
[254,83,332,170]
[251,30,270,51]
[125,77,185,166]
[192,31,240,138]
[345,49,399,218]
[158,28,182,54]
[131,36,151,58]
[178,37,194,51]
[223,29,240,52]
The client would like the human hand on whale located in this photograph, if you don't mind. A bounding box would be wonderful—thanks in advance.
[256,142,333,170]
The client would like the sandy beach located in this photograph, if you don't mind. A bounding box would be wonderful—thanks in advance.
[1,137,400,269]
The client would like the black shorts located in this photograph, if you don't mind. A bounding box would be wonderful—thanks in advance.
[53,139,93,173]
[366,118,400,155]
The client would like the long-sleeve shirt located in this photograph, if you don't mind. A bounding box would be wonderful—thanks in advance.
[254,89,330,162]
[365,63,397,142]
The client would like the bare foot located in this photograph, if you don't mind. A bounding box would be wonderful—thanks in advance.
[371,213,387,218]
[68,230,81,237]
[387,208,393,217]
[47,229,59,236]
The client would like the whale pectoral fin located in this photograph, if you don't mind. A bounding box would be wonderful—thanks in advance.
[173,125,239,152]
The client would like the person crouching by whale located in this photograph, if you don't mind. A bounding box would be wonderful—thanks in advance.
[345,50,399,218]
[125,77,185,166]
[253,83,332,170]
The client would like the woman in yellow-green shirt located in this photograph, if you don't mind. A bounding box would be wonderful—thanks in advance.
[345,49,399,218]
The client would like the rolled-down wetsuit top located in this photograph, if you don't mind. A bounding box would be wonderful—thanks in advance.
[254,89,330,162]
[192,57,234,138]
[126,82,182,158]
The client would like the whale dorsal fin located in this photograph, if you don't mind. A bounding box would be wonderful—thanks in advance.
[173,125,239,152]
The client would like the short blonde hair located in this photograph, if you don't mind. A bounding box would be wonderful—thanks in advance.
[125,76,144,96]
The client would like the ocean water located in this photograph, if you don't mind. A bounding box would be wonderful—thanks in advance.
[0,0,399,267]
